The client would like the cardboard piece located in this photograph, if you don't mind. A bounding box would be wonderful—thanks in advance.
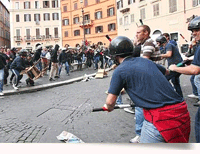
[95,69,108,79]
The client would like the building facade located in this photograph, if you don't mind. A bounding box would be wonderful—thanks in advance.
[0,1,10,48]
[10,0,62,51]
[116,0,200,51]
[61,0,117,47]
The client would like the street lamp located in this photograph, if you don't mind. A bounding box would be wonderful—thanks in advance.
[80,0,86,49]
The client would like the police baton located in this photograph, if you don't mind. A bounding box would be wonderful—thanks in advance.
[92,104,135,112]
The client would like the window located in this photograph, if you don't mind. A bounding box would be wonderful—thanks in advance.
[16,14,20,22]
[169,0,177,13]
[140,8,145,20]
[84,0,88,6]
[96,0,100,3]
[124,16,129,25]
[34,14,40,21]
[45,28,50,38]
[170,33,178,41]
[63,6,67,12]
[119,18,123,25]
[52,0,59,8]
[24,14,31,22]
[74,3,78,10]
[95,11,102,19]
[153,4,159,16]
[85,28,91,34]
[44,13,50,21]
[128,0,135,5]
[15,2,19,9]
[36,28,40,39]
[64,31,68,37]
[107,7,115,17]
[117,0,123,9]
[74,30,80,36]
[16,29,20,40]
[193,0,200,7]
[73,17,79,24]
[24,1,30,9]
[52,13,59,20]
[54,27,58,38]
[95,26,103,33]
[26,29,31,40]
[35,1,39,9]
[63,19,69,26]
[43,1,50,8]
[84,14,90,20]
[131,14,134,23]
[108,23,116,31]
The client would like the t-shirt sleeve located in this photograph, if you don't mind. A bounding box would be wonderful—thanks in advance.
[192,47,200,67]
[165,43,172,52]
[108,69,124,96]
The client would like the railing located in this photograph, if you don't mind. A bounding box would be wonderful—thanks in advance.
[14,36,22,42]
[79,19,94,27]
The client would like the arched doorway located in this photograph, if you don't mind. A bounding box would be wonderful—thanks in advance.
[151,30,162,41]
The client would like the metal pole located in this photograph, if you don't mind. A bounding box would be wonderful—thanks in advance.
[82,8,85,48]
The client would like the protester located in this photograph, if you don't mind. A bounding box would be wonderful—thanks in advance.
[49,44,59,81]
[10,49,28,90]
[169,16,200,142]
[58,48,70,76]
[0,47,6,95]
[103,36,190,143]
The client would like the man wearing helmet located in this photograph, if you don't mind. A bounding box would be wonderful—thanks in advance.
[10,49,28,90]
[169,16,200,142]
[103,36,190,143]
[156,35,183,97]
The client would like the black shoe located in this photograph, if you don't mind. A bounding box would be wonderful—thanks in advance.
[54,75,59,78]
[49,78,55,81]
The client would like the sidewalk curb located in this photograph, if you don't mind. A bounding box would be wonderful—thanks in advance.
[3,68,112,96]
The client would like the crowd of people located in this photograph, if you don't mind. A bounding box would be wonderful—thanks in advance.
[0,15,200,143]
[0,42,113,95]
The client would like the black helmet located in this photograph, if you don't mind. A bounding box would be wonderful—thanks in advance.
[188,16,200,31]
[156,35,167,45]
[11,47,17,52]
[109,36,134,56]
[19,49,28,57]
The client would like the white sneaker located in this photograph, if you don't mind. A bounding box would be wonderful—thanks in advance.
[124,108,135,114]
[13,85,19,90]
[130,135,140,143]
[0,92,4,96]
[187,94,198,99]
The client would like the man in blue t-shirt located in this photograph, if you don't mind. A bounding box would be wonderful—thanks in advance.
[169,16,200,143]
[156,35,183,97]
[103,36,190,143]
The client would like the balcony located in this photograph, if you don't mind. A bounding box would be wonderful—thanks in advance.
[24,36,33,42]
[79,19,94,28]
[53,36,60,40]
[138,0,147,8]
[44,35,52,41]
[14,36,23,42]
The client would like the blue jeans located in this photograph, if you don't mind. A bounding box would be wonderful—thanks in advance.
[194,74,200,142]
[0,68,4,92]
[166,71,183,97]
[140,120,166,143]
[191,75,198,96]
[94,56,100,69]
[59,62,69,75]
[135,107,144,136]
[116,93,122,105]
[36,61,42,71]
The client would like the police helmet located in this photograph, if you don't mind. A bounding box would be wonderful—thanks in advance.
[188,16,200,31]
[156,35,167,45]
[11,47,17,52]
[109,36,134,56]
[19,49,28,57]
